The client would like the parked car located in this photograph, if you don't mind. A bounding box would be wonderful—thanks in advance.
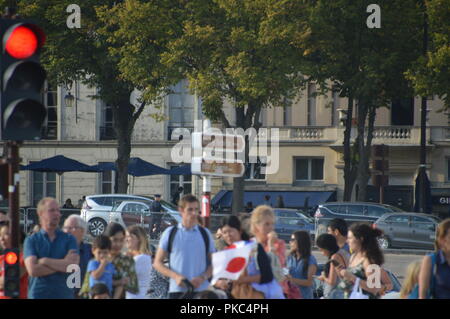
[109,200,181,237]
[314,202,405,236]
[313,263,401,299]
[81,194,179,236]
[273,208,315,243]
[373,212,440,250]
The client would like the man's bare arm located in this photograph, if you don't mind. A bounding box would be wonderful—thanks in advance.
[153,247,185,286]
[25,256,58,277]
[38,250,80,273]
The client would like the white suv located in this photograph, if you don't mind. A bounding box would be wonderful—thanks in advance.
[81,194,177,236]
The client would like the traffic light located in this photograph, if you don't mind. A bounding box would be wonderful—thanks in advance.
[3,248,20,298]
[0,19,47,141]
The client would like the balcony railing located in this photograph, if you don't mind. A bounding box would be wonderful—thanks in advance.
[168,126,194,141]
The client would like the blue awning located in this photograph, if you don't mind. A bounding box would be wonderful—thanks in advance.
[212,190,336,209]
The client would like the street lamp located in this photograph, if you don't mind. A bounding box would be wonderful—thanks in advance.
[64,91,74,108]
[64,83,78,122]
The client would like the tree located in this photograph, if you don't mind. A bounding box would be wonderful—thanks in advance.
[279,0,423,201]
[9,0,172,193]
[406,0,450,110]
[108,0,309,212]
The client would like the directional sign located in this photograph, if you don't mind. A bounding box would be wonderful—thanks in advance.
[191,157,245,177]
[192,132,245,153]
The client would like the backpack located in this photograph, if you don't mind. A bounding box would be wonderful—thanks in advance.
[167,225,211,269]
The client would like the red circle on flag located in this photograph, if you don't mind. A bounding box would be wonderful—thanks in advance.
[226,257,246,273]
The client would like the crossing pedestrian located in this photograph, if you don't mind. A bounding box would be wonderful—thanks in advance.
[23,197,79,299]
[125,225,152,299]
[337,223,392,299]
[327,218,350,254]
[418,218,450,299]
[153,194,215,299]
[286,230,317,299]
[63,214,93,298]
[0,222,28,299]
[315,233,349,299]
[232,205,285,299]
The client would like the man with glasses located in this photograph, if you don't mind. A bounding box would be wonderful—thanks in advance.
[154,194,215,298]
[63,215,93,298]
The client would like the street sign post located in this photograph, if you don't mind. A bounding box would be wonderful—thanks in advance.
[191,157,245,177]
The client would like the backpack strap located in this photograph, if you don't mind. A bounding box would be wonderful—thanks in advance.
[167,226,178,268]
[198,226,211,267]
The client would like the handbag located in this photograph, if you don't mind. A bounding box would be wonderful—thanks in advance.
[230,270,265,299]
[349,278,369,299]
[286,280,302,299]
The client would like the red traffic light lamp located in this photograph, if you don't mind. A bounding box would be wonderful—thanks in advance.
[3,248,20,298]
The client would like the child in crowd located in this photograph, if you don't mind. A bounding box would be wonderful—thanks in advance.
[90,283,111,299]
[87,235,116,296]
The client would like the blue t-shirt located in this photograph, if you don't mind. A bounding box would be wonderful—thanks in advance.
[24,229,79,299]
[87,260,116,294]
[342,243,351,254]
[159,224,215,293]
[287,254,318,299]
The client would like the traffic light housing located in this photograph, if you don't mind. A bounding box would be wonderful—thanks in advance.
[0,19,47,141]
[3,248,20,298]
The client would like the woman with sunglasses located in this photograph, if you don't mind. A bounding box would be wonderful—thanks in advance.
[286,231,317,299]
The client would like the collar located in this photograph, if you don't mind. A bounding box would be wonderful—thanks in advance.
[178,223,199,231]
[39,228,62,237]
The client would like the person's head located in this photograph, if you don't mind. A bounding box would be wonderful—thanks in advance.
[264,195,270,201]
[400,261,422,298]
[104,223,126,255]
[37,197,61,231]
[90,283,111,299]
[178,186,184,192]
[435,218,450,252]
[194,290,219,299]
[246,202,253,208]
[126,225,151,255]
[154,194,161,202]
[327,218,348,238]
[348,223,384,265]
[220,215,249,246]
[316,233,339,258]
[65,198,72,204]
[178,194,200,228]
[0,222,26,250]
[250,205,275,243]
[92,235,111,261]
[63,215,87,244]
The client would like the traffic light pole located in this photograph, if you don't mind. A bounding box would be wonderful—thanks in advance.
[6,141,20,248]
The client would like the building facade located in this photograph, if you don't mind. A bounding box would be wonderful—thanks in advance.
[1,79,449,216]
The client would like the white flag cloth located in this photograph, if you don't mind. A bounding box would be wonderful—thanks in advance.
[211,240,256,285]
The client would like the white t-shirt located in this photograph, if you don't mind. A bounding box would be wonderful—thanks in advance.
[126,254,152,299]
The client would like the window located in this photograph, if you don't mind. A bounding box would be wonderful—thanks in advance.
[244,158,267,180]
[367,205,387,217]
[100,104,115,140]
[386,215,409,224]
[347,205,365,216]
[391,98,414,126]
[31,169,56,207]
[411,216,435,231]
[295,158,324,181]
[168,79,195,139]
[447,158,450,181]
[42,82,58,140]
[283,97,292,126]
[99,162,115,194]
[169,164,192,202]
[307,83,316,126]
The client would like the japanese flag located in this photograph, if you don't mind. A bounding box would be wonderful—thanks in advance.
[211,240,255,285]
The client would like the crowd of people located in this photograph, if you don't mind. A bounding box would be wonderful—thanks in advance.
[0,195,449,299]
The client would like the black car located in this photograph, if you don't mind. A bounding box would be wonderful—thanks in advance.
[314,202,404,235]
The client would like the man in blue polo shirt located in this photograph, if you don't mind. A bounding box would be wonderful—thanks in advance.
[24,197,79,299]
[154,194,215,298]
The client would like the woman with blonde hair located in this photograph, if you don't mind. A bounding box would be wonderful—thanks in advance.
[125,225,152,299]
[400,261,422,299]
[232,205,285,299]
[418,218,450,299]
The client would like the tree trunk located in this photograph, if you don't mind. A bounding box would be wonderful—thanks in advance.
[343,95,357,201]
[355,100,369,202]
[113,100,133,194]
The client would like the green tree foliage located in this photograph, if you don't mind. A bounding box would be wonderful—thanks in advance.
[406,0,450,109]
[3,0,174,193]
